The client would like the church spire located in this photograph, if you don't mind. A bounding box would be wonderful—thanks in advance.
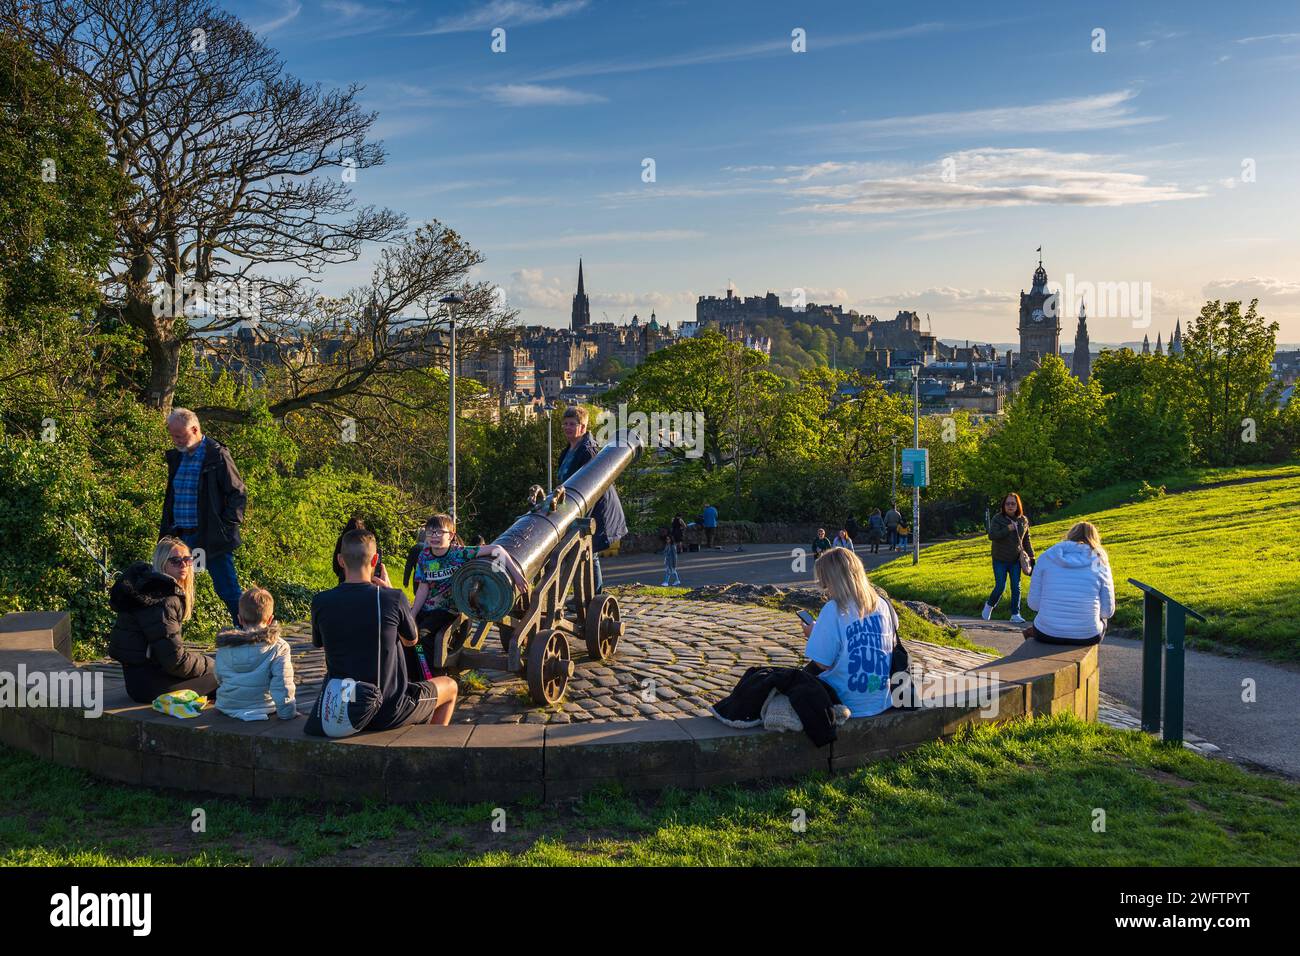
[571,258,591,332]
[1155,332,1164,356]
[1171,317,1183,355]
[1072,300,1091,382]
[1142,333,1150,355]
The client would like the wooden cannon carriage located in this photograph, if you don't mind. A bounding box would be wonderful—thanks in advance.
[419,430,642,705]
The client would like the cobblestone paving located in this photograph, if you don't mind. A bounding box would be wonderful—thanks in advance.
[81,595,1223,753]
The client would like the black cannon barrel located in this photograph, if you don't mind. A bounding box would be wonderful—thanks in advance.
[451,429,644,621]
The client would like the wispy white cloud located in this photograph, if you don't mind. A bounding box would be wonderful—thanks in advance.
[860,287,1012,317]
[786,147,1205,215]
[1236,33,1300,44]
[904,227,988,243]
[805,89,1158,139]
[1203,277,1300,304]
[249,0,302,34]
[493,229,704,251]
[530,22,949,81]
[483,83,607,106]
[416,0,590,36]
[504,267,695,315]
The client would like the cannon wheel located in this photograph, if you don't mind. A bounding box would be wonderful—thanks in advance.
[527,628,573,705]
[585,593,622,661]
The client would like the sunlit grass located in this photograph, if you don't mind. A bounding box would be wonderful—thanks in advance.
[874,464,1300,659]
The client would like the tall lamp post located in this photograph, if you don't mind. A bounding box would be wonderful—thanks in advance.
[910,361,921,566]
[891,436,898,507]
[542,393,556,492]
[439,293,465,522]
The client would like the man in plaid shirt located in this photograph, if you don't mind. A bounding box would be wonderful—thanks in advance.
[161,408,246,625]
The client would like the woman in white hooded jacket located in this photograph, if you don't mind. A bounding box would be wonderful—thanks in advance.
[1026,521,1115,645]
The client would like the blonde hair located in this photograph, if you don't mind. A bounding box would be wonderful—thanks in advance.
[814,546,878,619]
[1066,521,1108,563]
[152,537,194,622]
[239,587,274,627]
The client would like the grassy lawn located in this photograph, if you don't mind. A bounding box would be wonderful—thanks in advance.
[2,716,1296,866]
[874,463,1300,660]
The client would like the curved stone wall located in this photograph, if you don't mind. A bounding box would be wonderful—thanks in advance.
[0,612,1098,803]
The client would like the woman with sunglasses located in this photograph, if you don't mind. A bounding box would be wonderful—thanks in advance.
[108,537,218,703]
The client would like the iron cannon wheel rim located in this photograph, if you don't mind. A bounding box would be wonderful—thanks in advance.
[585,594,621,661]
[527,628,571,705]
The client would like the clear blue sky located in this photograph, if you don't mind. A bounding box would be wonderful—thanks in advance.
[226,0,1300,343]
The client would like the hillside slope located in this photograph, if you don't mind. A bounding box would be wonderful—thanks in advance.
[872,464,1300,659]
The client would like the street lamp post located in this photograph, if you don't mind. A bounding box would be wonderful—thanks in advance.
[439,293,465,522]
[542,394,555,492]
[911,362,921,566]
[891,437,898,507]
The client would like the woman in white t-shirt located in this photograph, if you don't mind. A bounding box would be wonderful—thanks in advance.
[801,546,897,718]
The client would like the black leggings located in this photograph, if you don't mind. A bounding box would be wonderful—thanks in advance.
[123,662,219,704]
[1032,626,1104,647]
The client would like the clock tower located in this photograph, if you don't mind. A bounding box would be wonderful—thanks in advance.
[1017,250,1061,377]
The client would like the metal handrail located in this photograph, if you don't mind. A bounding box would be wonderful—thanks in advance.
[1127,578,1206,744]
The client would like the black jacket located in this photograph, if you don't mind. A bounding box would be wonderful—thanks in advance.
[713,666,844,747]
[557,433,628,550]
[988,512,1034,565]
[160,436,247,556]
[106,561,214,681]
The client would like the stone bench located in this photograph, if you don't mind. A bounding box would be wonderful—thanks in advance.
[0,611,1098,803]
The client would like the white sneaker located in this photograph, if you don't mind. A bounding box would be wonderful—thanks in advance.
[1010,613,1026,624]
[662,579,672,587]
[981,603,993,621]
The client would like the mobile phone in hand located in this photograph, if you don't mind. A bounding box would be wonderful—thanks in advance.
[796,610,815,627]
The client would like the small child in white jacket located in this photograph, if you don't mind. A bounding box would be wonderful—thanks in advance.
[1026,522,1115,644]
[214,588,297,720]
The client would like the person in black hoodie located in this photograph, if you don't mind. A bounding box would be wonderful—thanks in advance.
[107,537,218,703]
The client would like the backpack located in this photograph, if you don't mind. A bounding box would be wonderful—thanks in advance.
[306,586,385,737]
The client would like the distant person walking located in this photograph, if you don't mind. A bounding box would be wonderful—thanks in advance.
[982,491,1035,624]
[671,514,688,554]
[661,528,681,586]
[160,408,246,626]
[1026,522,1115,645]
[883,504,903,553]
[867,508,887,554]
[557,405,628,591]
[701,503,719,549]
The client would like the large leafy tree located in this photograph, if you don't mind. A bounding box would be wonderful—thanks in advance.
[1179,299,1280,465]
[1090,348,1192,481]
[970,356,1099,512]
[0,30,129,426]
[603,330,778,471]
[4,0,513,418]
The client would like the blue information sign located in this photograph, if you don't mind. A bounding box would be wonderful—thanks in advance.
[901,447,929,488]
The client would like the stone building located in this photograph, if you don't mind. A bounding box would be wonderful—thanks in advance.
[1016,252,1062,376]
[1071,302,1091,382]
